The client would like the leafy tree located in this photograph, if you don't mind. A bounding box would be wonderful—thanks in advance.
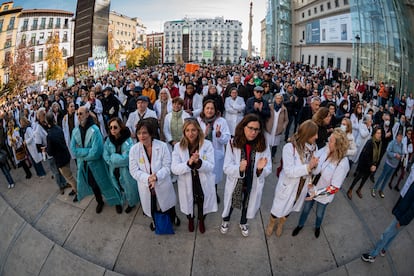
[5,45,35,96]
[141,47,160,67]
[45,34,66,81]
[125,47,148,69]
[225,57,231,65]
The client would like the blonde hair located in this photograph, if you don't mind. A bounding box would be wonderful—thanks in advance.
[291,120,318,158]
[179,119,205,149]
[329,128,349,162]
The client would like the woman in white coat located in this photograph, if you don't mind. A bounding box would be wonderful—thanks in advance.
[171,118,217,234]
[224,87,245,136]
[62,102,79,160]
[292,128,349,238]
[85,90,107,138]
[129,119,179,231]
[163,97,191,152]
[351,114,373,163]
[220,114,271,237]
[266,120,319,237]
[20,117,46,177]
[197,100,231,203]
[153,88,172,142]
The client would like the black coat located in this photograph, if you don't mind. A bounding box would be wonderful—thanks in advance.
[47,125,71,168]
[356,139,383,174]
[392,182,414,226]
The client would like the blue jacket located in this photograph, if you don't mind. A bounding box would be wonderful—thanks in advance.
[392,182,414,226]
[103,135,139,206]
[385,139,404,168]
[70,123,122,205]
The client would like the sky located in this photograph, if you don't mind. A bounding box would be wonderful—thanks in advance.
[14,0,267,51]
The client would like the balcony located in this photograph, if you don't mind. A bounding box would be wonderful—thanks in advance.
[21,26,28,32]
[31,25,38,30]
[55,24,61,28]
[39,24,45,30]
[63,24,69,29]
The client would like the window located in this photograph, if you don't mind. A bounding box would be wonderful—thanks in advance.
[64,19,69,28]
[308,10,311,16]
[320,4,324,12]
[63,31,68,42]
[40,18,46,29]
[39,32,44,39]
[302,31,305,40]
[321,56,325,67]
[31,33,36,46]
[4,38,11,48]
[48,18,53,28]
[0,19,3,31]
[308,55,311,64]
[62,48,67,57]
[346,58,351,73]
[32,19,38,30]
[7,17,15,30]
[314,55,318,66]
[343,0,348,5]
[314,7,317,14]
[38,49,43,61]
[335,0,339,7]
[327,2,331,9]
[21,34,26,46]
[337,57,341,69]
[22,19,29,31]
[56,18,61,28]
[30,50,35,63]
[3,5,8,11]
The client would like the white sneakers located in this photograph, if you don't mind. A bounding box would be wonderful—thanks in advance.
[220,221,229,234]
[220,221,249,237]
[8,184,15,189]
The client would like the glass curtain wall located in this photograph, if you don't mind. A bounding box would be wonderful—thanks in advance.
[351,0,412,95]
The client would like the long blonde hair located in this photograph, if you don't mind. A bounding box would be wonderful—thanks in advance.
[179,119,205,149]
[329,128,349,162]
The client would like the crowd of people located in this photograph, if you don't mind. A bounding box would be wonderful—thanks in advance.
[0,61,413,262]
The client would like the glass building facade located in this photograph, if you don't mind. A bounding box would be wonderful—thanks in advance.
[265,0,292,61]
[350,0,414,95]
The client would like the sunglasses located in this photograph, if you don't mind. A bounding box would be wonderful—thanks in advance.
[109,125,119,130]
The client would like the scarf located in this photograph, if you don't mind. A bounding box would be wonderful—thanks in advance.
[184,93,194,111]
[274,102,282,112]
[170,110,183,142]
[159,101,168,141]
[232,141,256,209]
[372,138,382,164]
[202,115,216,141]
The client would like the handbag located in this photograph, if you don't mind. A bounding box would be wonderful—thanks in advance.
[15,146,27,161]
[154,211,174,235]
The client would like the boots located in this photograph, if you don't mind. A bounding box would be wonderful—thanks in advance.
[347,189,352,200]
[188,216,194,232]
[198,217,205,233]
[276,216,287,237]
[356,188,363,198]
[266,215,277,237]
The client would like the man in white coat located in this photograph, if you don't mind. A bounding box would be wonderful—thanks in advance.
[126,96,157,142]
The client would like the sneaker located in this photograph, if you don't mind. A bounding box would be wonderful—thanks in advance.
[220,221,229,234]
[361,253,375,263]
[239,224,249,237]
[380,249,386,257]
[379,191,385,198]
[371,189,376,197]
[11,184,14,188]
[8,184,11,189]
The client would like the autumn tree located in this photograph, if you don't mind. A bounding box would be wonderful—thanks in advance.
[141,47,160,67]
[6,45,35,96]
[45,34,66,81]
[125,47,148,69]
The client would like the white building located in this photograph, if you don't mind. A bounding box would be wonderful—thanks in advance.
[292,0,351,72]
[16,9,74,80]
[163,17,242,64]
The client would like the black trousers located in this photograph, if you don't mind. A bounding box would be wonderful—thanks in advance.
[349,172,370,190]
[223,189,248,225]
[88,168,103,204]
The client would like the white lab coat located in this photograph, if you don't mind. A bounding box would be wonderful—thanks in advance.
[197,117,231,184]
[153,99,173,119]
[129,140,176,217]
[222,141,272,219]
[270,143,312,218]
[179,92,203,118]
[405,97,414,119]
[62,113,79,159]
[24,124,42,163]
[351,123,372,163]
[126,108,157,139]
[171,140,218,216]
[85,99,107,138]
[224,96,245,136]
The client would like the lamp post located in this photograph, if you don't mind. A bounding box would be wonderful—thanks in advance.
[299,39,303,63]
[355,34,360,80]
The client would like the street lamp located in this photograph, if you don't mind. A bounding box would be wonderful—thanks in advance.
[299,39,303,63]
[355,34,361,80]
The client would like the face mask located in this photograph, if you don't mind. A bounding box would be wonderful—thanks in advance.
[340,125,347,132]
[384,120,390,127]
[202,81,208,85]
[343,105,348,110]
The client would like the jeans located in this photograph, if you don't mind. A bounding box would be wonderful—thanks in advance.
[298,200,328,228]
[373,163,396,191]
[370,217,403,257]
[48,158,66,189]
[0,164,14,184]
[223,188,248,225]
[29,153,46,177]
